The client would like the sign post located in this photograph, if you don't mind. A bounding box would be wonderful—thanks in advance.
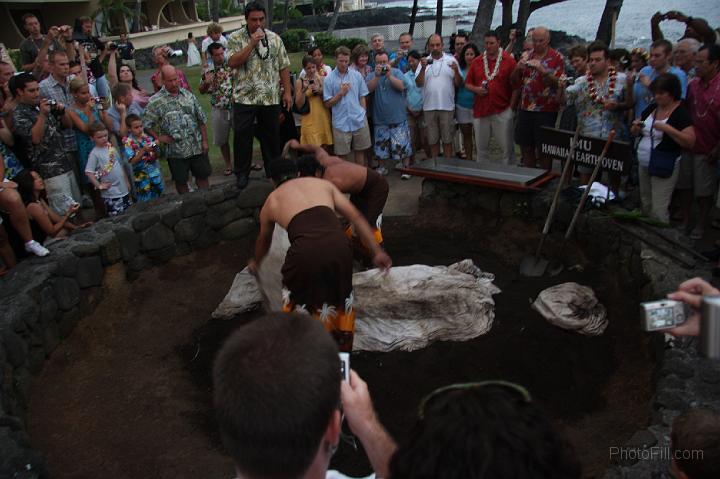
[538,127,631,174]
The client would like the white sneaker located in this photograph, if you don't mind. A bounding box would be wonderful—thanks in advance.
[401,173,411,180]
[25,240,50,257]
[376,166,389,175]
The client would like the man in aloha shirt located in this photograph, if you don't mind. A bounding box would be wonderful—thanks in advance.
[227,1,292,190]
[511,26,565,169]
[199,42,234,176]
[144,65,210,195]
[564,41,629,190]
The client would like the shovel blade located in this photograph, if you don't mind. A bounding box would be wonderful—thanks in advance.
[519,255,549,277]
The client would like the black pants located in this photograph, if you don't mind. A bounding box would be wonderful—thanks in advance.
[233,103,280,179]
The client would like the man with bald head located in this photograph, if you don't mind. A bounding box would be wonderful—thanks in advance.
[416,33,462,159]
[511,26,565,169]
[144,64,210,194]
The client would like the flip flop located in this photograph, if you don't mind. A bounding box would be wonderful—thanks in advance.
[251,164,263,171]
[223,168,233,176]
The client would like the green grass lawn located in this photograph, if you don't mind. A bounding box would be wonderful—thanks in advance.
[162,51,329,176]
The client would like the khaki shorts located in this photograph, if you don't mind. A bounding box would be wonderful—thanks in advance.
[676,151,718,198]
[424,110,454,145]
[333,120,372,156]
[211,107,233,146]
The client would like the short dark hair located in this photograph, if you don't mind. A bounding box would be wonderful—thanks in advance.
[399,32,412,40]
[587,41,610,59]
[301,55,314,68]
[610,48,631,69]
[207,41,225,56]
[651,39,673,56]
[351,44,369,64]
[307,46,322,57]
[244,1,266,18]
[111,82,132,101]
[88,122,108,137]
[9,73,37,97]
[213,312,341,478]
[297,154,324,177]
[458,43,480,70]
[390,384,582,479]
[407,50,421,60]
[269,158,299,185]
[125,113,142,128]
[650,72,682,100]
[374,49,389,61]
[484,30,500,41]
[48,50,68,64]
[22,13,37,25]
[568,45,588,60]
[672,408,720,479]
[700,43,720,64]
[335,46,351,58]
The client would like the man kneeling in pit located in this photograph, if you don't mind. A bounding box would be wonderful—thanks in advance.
[288,140,389,255]
[249,159,391,352]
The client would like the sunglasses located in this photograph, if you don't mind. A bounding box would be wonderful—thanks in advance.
[418,380,531,419]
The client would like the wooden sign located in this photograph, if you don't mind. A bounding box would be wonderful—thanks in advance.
[539,127,631,173]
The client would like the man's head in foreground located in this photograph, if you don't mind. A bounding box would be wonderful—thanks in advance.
[213,312,342,479]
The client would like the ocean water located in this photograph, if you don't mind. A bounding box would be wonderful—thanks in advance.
[380,0,720,48]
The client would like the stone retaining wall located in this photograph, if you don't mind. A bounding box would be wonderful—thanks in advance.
[0,181,271,478]
[422,179,717,479]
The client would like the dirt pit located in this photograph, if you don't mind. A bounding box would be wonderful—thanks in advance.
[27,208,655,478]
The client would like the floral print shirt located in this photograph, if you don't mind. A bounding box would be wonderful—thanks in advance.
[122,133,159,169]
[1,142,23,180]
[12,103,73,178]
[143,87,207,159]
[519,48,565,112]
[565,72,628,140]
[226,28,290,105]
[202,62,234,110]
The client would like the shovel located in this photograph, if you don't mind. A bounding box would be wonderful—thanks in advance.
[520,124,582,277]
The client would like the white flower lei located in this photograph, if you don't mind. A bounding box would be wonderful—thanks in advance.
[483,47,503,82]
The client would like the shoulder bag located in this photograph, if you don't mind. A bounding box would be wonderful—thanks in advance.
[648,112,678,178]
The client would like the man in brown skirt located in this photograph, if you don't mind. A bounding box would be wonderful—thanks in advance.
[249,159,392,351]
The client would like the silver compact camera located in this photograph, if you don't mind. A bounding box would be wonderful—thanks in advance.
[381,65,389,73]
[641,299,687,331]
[148,140,158,148]
[339,352,350,382]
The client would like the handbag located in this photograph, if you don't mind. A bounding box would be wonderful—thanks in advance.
[292,91,311,115]
[647,113,678,179]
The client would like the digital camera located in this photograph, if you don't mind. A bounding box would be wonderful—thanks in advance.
[339,352,350,382]
[381,65,389,73]
[641,299,687,331]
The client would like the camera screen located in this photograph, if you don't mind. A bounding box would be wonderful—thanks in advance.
[648,306,675,329]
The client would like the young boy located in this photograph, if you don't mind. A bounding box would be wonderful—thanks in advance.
[84,122,132,216]
[122,114,164,202]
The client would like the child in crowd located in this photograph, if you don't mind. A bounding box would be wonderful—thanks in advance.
[84,123,132,216]
[122,114,164,202]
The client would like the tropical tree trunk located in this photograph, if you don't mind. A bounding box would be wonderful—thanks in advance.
[266,0,274,26]
[516,0,569,39]
[205,0,211,21]
[596,0,623,46]
[435,0,443,35]
[409,0,419,36]
[327,0,343,33]
[282,0,290,33]
[134,0,142,32]
[500,0,513,42]
[471,0,496,46]
[210,0,219,22]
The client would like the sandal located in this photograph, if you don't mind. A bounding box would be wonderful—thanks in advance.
[223,168,233,176]
[690,227,705,241]
[251,163,263,171]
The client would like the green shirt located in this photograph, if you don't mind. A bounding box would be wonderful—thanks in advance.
[227,28,290,106]
[143,87,207,159]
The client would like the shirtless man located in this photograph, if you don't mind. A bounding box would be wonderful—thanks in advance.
[249,159,391,351]
[287,139,389,249]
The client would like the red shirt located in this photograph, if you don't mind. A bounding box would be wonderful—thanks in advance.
[687,73,720,155]
[518,48,564,112]
[466,49,517,118]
